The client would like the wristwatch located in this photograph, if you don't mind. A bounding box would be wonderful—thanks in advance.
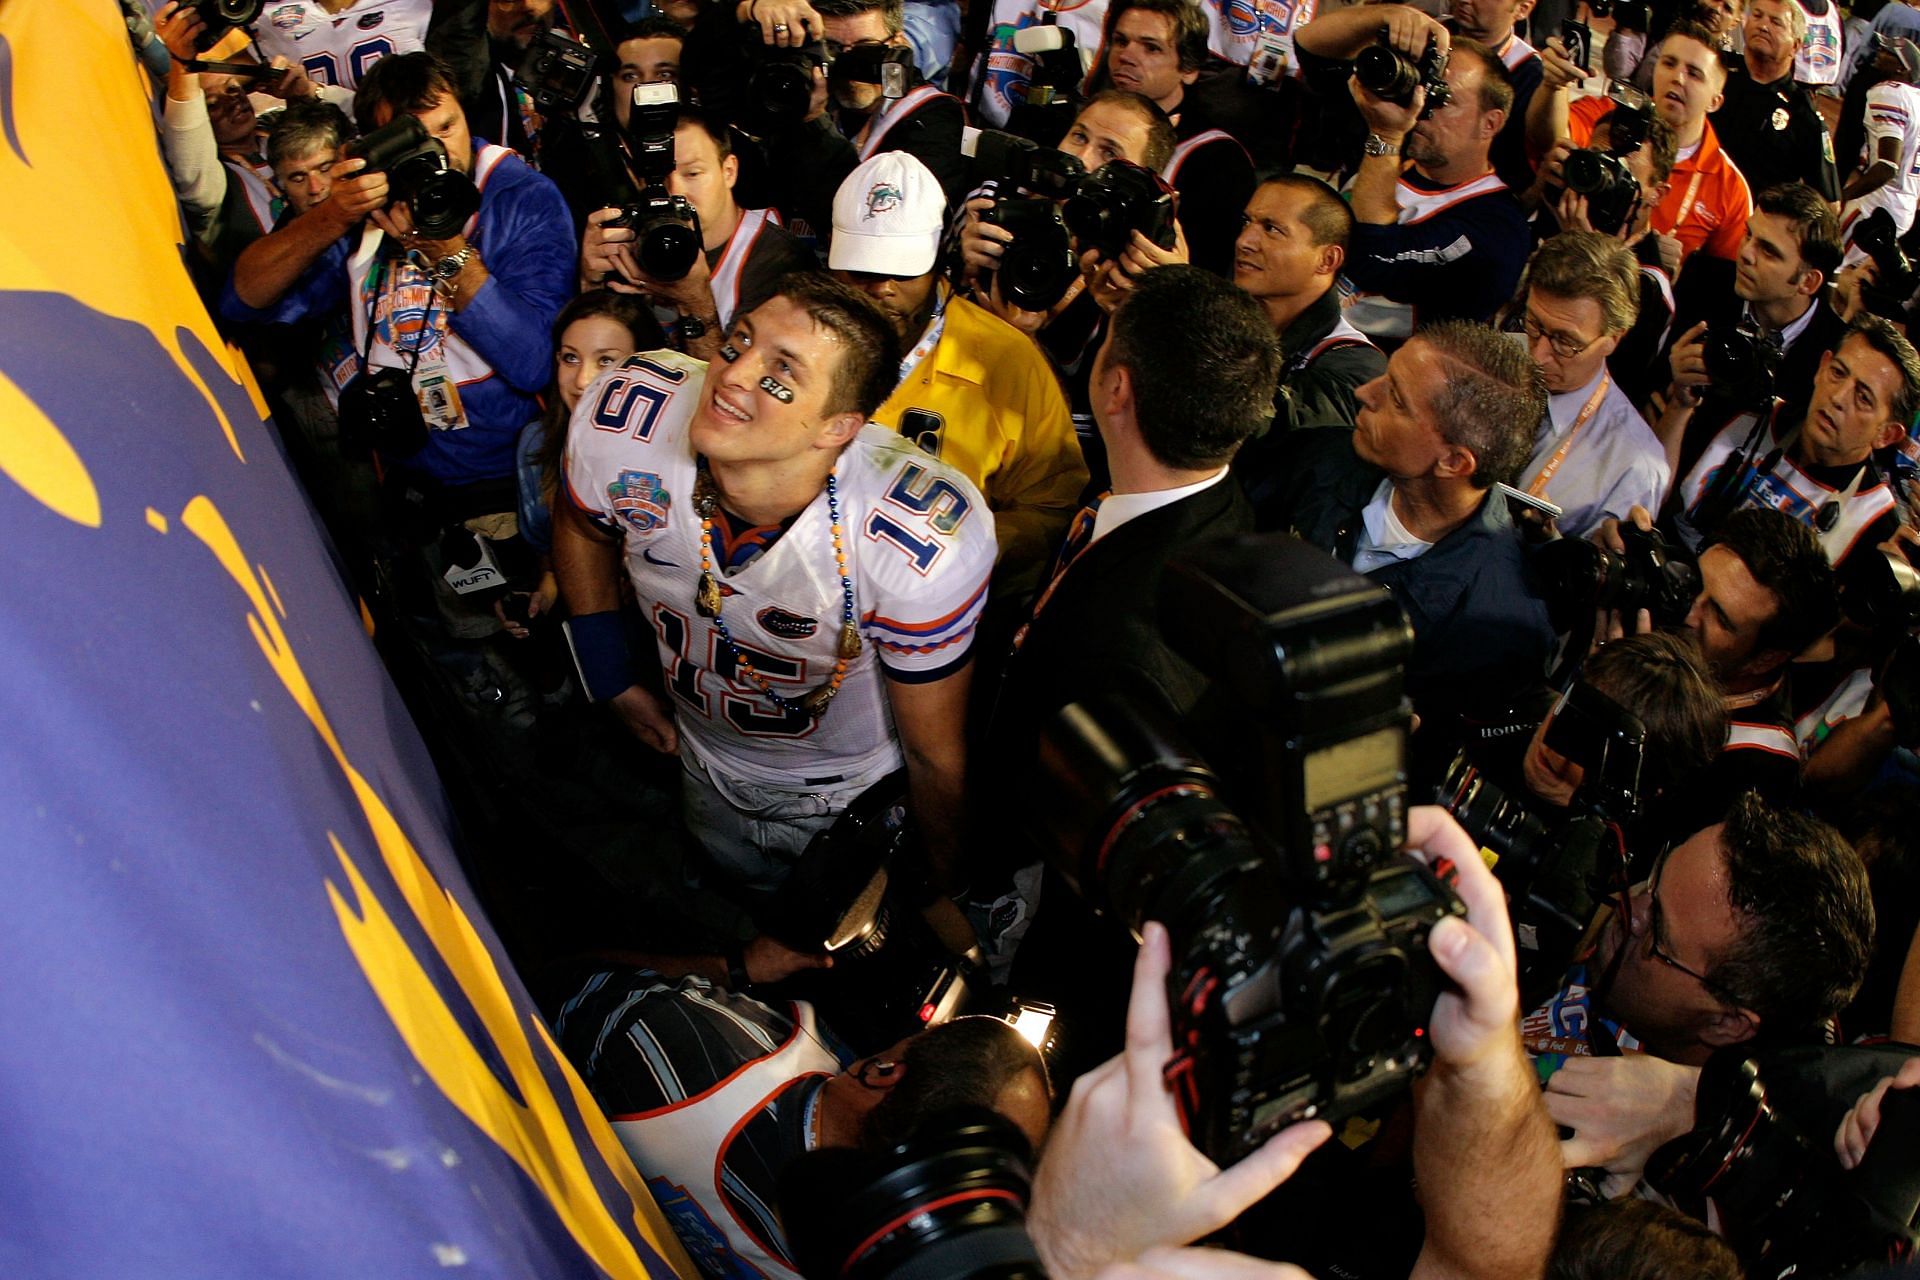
[429,245,478,288]
[1363,132,1402,158]
[678,312,714,341]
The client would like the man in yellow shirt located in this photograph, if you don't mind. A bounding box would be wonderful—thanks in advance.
[828,152,1087,592]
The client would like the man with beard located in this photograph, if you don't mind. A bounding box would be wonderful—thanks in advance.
[1341,34,1532,340]
[1523,792,1873,1197]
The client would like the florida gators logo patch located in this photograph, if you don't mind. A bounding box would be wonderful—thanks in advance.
[757,606,819,639]
[608,469,670,534]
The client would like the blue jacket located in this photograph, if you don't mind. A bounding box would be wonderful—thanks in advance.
[1264,427,1556,719]
[223,143,576,486]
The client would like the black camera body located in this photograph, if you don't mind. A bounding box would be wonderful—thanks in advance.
[1535,523,1700,635]
[1704,321,1784,407]
[338,366,430,461]
[345,115,480,240]
[606,83,703,282]
[1437,679,1644,1006]
[1062,160,1177,261]
[968,128,1088,200]
[980,197,1079,311]
[1037,535,1467,1166]
[1649,1050,1920,1280]
[186,0,263,51]
[1852,207,1919,320]
[744,25,833,120]
[514,28,601,113]
[829,41,915,94]
[1353,35,1451,117]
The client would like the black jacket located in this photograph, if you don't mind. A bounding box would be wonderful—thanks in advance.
[1263,428,1557,720]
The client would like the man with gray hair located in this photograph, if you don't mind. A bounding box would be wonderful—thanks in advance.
[1514,231,1671,537]
[1262,321,1556,718]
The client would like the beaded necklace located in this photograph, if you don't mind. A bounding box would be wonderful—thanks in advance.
[694,463,862,719]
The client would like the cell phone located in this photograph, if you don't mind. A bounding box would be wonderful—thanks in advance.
[1495,482,1563,539]
[1561,20,1593,72]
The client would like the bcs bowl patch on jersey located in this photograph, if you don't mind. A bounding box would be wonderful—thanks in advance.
[609,469,670,534]
[757,606,818,639]
[270,4,306,30]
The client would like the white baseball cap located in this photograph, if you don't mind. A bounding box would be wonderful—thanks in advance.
[828,151,945,278]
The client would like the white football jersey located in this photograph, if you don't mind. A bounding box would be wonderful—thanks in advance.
[249,0,429,91]
[1844,80,1920,249]
[565,351,997,788]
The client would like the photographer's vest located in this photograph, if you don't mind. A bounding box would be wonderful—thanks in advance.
[223,157,281,235]
[709,207,783,329]
[1341,171,1509,341]
[607,1002,839,1280]
[1678,407,1898,564]
[857,84,956,159]
[331,143,514,398]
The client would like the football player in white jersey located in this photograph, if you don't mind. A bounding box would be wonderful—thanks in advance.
[249,0,430,92]
[1841,36,1920,262]
[555,275,995,904]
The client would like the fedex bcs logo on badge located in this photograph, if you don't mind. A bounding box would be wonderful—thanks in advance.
[270,3,306,30]
[610,469,671,534]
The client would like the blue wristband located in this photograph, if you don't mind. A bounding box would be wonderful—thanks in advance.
[563,611,637,703]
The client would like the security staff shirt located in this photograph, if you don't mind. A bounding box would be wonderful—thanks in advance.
[1711,56,1842,202]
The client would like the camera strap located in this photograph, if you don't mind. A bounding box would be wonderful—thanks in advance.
[354,256,439,387]
[1693,400,1781,528]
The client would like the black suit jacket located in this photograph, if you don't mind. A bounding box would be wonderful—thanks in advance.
[979,478,1253,838]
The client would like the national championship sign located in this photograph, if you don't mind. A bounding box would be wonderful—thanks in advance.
[0,5,696,1276]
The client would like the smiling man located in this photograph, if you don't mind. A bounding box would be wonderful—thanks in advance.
[553,274,995,902]
[1664,317,1918,565]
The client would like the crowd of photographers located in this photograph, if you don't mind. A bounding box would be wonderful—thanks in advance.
[130,0,1920,1273]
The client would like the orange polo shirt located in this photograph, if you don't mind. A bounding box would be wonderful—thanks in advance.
[1569,95,1753,264]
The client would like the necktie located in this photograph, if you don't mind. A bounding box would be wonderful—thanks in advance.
[1010,493,1109,653]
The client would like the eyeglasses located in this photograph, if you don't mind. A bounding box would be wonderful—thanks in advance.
[1641,846,1744,1008]
[1517,311,1605,360]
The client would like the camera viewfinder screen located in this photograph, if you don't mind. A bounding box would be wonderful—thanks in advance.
[1303,726,1403,813]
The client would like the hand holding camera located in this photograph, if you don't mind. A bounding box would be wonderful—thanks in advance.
[583,206,712,306]
[1666,320,1711,400]
[737,0,824,48]
[1546,1054,1702,1198]
[1086,226,1190,314]
[314,158,390,234]
[1538,35,1590,91]
[1027,921,1334,1280]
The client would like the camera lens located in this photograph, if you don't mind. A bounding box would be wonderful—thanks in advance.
[639,217,702,281]
[1561,149,1607,195]
[754,56,818,119]
[214,0,263,24]
[410,171,481,240]
[1353,44,1419,105]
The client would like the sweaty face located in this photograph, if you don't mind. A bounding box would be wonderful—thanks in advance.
[556,315,642,414]
[832,269,939,345]
[1106,10,1192,108]
[1234,184,1334,302]
[1651,34,1726,130]
[613,36,682,128]
[694,297,856,466]
[275,143,342,215]
[1522,288,1617,394]
[1352,341,1455,480]
[1406,59,1498,172]
[823,10,905,112]
[665,122,737,236]
[1060,100,1157,171]
[1591,826,1747,1054]
[1449,0,1531,42]
[1734,210,1815,304]
[488,0,555,48]
[1802,336,1905,468]
[202,74,258,148]
[1683,544,1784,682]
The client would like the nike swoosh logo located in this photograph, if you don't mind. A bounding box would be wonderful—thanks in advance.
[642,546,679,568]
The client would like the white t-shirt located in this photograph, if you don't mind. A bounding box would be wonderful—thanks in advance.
[565,350,997,787]
[1795,0,1845,86]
